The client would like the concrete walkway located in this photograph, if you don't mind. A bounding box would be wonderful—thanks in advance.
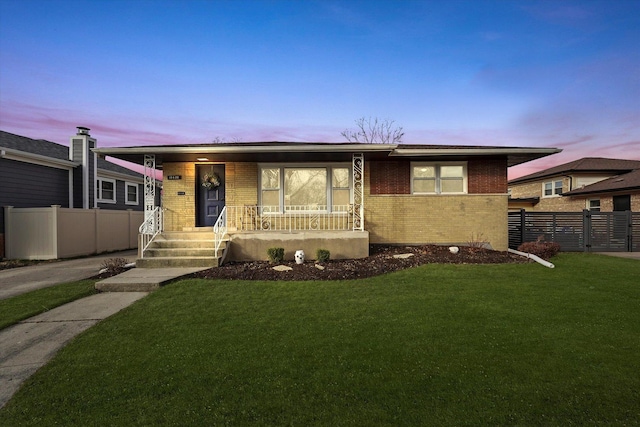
[0,292,148,408]
[95,266,208,291]
[0,252,210,409]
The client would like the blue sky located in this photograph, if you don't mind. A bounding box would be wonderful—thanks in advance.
[1,0,638,178]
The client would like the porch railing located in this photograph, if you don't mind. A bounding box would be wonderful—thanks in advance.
[213,206,228,257]
[224,205,354,232]
[139,206,163,258]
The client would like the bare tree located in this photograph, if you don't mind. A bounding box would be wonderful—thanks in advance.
[341,117,404,144]
[211,136,243,144]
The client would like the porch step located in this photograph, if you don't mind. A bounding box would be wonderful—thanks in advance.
[136,257,221,268]
[158,231,215,240]
[138,230,229,269]
[151,239,219,249]
[144,247,222,258]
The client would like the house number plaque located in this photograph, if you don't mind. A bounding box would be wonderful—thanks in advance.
[167,175,182,180]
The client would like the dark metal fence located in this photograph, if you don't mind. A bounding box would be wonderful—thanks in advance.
[508,210,639,252]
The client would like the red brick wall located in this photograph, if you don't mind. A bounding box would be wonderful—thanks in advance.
[468,158,507,194]
[370,158,507,195]
[369,161,411,195]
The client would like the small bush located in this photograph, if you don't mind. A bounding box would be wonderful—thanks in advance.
[316,249,330,263]
[100,258,129,274]
[467,232,487,248]
[267,247,285,264]
[517,241,561,260]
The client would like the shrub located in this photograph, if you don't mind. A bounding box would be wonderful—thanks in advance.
[316,249,330,263]
[467,232,487,248]
[517,241,561,260]
[266,247,285,264]
[100,258,129,274]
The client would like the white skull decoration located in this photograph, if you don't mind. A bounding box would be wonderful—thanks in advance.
[295,250,305,264]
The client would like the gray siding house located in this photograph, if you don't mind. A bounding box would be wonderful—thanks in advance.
[0,127,151,258]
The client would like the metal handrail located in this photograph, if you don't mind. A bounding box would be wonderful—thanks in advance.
[139,207,163,258]
[213,206,228,257]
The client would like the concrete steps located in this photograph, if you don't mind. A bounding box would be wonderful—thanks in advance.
[137,229,228,268]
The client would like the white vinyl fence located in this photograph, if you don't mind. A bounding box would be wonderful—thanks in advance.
[4,205,143,260]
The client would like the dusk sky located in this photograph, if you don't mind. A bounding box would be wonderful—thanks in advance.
[1,0,638,178]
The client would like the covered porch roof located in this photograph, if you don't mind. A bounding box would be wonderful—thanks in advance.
[93,142,560,168]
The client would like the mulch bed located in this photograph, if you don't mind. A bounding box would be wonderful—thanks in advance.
[190,244,529,281]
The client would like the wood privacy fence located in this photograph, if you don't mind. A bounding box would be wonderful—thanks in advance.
[508,210,640,252]
[4,206,143,259]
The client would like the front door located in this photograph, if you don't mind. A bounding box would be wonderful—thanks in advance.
[196,164,225,227]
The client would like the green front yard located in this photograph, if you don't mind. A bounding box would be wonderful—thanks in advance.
[1,254,639,425]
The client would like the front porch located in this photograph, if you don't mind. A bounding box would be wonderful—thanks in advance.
[137,204,369,267]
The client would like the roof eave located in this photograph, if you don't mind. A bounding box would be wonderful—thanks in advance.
[0,145,78,169]
[391,147,561,167]
[94,144,397,156]
[564,186,640,196]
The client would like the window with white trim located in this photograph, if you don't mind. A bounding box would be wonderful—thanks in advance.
[259,164,351,212]
[97,178,116,203]
[411,163,467,194]
[125,182,139,205]
[543,180,563,197]
[587,199,601,212]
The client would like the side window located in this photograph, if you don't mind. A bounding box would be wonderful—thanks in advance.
[125,182,139,205]
[587,199,601,212]
[543,180,563,197]
[97,178,116,203]
[411,163,467,194]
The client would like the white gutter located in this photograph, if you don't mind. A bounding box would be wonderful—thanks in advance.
[508,248,555,268]
[94,144,397,156]
[0,145,79,169]
[390,147,562,157]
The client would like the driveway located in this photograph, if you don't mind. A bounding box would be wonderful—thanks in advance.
[0,250,138,300]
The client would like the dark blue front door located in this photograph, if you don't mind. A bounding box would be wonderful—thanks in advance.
[196,164,225,227]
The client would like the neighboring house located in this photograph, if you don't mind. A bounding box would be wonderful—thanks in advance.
[0,127,150,258]
[508,158,640,212]
[95,142,558,262]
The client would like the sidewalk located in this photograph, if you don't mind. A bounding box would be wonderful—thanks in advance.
[0,292,148,409]
[594,252,640,260]
[0,250,137,300]
[0,251,209,409]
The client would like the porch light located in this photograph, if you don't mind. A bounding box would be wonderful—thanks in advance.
[196,157,209,161]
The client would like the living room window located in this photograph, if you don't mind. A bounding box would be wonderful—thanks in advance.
[411,163,467,194]
[543,180,563,197]
[259,164,351,212]
[125,182,139,205]
[97,178,116,203]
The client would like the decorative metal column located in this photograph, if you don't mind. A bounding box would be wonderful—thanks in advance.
[143,154,156,232]
[352,153,364,231]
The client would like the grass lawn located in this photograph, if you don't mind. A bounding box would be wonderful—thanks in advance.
[0,280,97,330]
[1,253,639,425]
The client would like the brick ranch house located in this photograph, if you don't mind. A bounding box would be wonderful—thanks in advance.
[94,142,559,266]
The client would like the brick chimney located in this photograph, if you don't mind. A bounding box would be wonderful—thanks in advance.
[70,127,97,209]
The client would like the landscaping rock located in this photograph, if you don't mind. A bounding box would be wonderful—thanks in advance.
[272,265,293,272]
[393,253,414,259]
